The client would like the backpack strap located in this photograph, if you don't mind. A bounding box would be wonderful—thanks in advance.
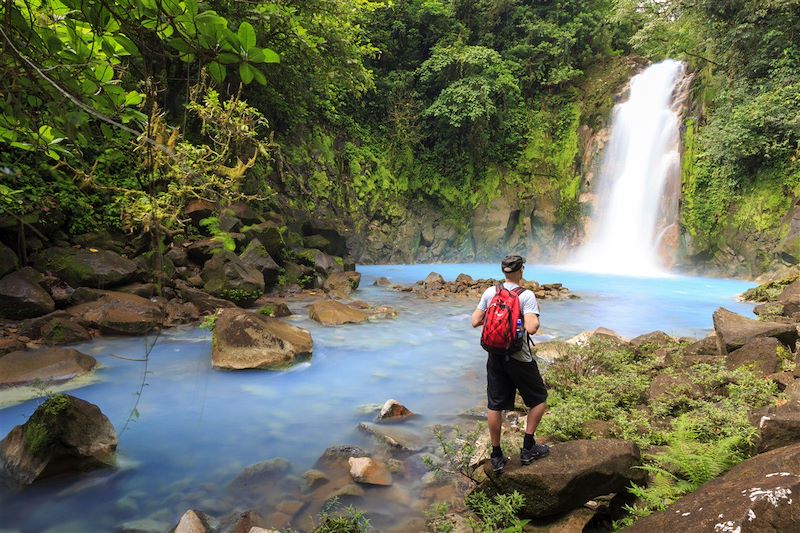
[511,286,526,296]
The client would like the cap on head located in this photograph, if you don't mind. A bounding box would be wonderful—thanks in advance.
[501,254,525,273]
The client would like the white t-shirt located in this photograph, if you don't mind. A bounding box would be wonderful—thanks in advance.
[477,282,539,362]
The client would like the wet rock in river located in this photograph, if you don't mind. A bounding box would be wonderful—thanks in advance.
[315,445,370,469]
[377,399,414,422]
[172,509,217,533]
[323,271,361,298]
[0,394,117,485]
[0,268,55,319]
[228,458,290,494]
[348,457,393,486]
[0,347,96,387]
[212,308,312,370]
[19,311,91,345]
[302,469,330,491]
[308,300,368,326]
[358,422,427,452]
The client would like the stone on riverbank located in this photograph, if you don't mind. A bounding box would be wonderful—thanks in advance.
[211,309,312,370]
[621,442,800,532]
[32,247,137,288]
[0,394,117,485]
[67,291,162,335]
[239,239,281,289]
[757,412,800,453]
[725,337,782,376]
[348,457,392,486]
[0,348,96,387]
[201,251,264,306]
[323,271,361,298]
[0,268,55,319]
[19,311,91,345]
[479,439,645,518]
[308,300,368,326]
[713,307,799,354]
[358,423,427,452]
[173,510,216,533]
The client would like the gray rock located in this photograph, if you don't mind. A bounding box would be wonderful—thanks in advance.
[0,268,55,319]
[0,241,18,277]
[239,239,280,288]
[726,337,782,376]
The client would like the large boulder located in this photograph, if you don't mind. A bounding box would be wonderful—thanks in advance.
[308,300,368,326]
[184,199,216,225]
[0,241,18,277]
[757,412,800,453]
[211,308,312,370]
[0,394,117,485]
[32,247,137,288]
[479,439,645,518]
[186,238,224,265]
[66,291,162,335]
[712,307,799,354]
[242,221,284,259]
[0,268,55,319]
[621,443,800,532]
[726,337,782,376]
[239,239,280,289]
[297,248,342,275]
[322,271,362,298]
[201,251,264,306]
[0,348,96,387]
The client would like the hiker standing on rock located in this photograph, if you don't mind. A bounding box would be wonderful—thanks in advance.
[471,254,549,473]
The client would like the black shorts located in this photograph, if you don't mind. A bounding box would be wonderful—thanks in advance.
[487,355,548,411]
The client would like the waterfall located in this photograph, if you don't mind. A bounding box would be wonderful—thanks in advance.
[572,60,687,277]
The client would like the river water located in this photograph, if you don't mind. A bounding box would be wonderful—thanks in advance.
[0,264,753,532]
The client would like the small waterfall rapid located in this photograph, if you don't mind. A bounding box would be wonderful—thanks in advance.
[572,60,687,277]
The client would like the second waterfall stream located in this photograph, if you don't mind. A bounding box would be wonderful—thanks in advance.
[572,59,687,277]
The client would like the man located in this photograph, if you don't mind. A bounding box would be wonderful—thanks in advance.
[471,254,549,473]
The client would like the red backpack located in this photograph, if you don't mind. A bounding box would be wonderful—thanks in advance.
[481,284,527,355]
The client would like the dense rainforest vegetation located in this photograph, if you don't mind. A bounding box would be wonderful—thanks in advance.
[0,0,798,275]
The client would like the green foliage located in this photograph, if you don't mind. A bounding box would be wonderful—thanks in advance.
[313,497,370,533]
[741,274,799,303]
[428,423,485,484]
[200,217,236,252]
[23,393,71,457]
[199,314,217,331]
[464,491,529,533]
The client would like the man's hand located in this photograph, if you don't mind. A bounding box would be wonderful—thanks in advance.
[471,308,485,328]
[524,313,540,335]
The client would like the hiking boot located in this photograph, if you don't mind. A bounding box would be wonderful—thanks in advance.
[520,444,550,465]
[490,454,508,473]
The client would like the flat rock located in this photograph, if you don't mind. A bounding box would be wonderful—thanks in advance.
[479,439,644,517]
[322,271,362,298]
[0,348,96,387]
[212,309,312,370]
[621,442,800,532]
[0,268,55,319]
[0,394,117,484]
[713,307,799,354]
[308,300,368,326]
[228,459,290,494]
[66,291,162,335]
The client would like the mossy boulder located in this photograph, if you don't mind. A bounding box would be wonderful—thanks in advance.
[712,307,799,354]
[211,308,312,370]
[32,247,137,288]
[20,312,91,345]
[201,251,264,306]
[239,239,281,288]
[0,394,117,485]
[0,268,55,319]
[322,271,361,298]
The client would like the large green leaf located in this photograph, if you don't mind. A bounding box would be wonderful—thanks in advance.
[262,47,280,63]
[239,62,255,84]
[208,62,226,84]
[237,22,256,51]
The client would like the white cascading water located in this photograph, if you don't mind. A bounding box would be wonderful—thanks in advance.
[572,59,685,277]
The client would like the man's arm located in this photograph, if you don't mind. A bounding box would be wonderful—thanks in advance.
[524,313,540,335]
[471,308,485,328]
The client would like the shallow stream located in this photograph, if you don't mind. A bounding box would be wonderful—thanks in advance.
[0,264,754,532]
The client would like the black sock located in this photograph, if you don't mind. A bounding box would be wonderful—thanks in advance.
[523,433,535,450]
[491,445,503,458]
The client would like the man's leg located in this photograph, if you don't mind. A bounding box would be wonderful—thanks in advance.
[488,409,503,446]
[525,402,547,435]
